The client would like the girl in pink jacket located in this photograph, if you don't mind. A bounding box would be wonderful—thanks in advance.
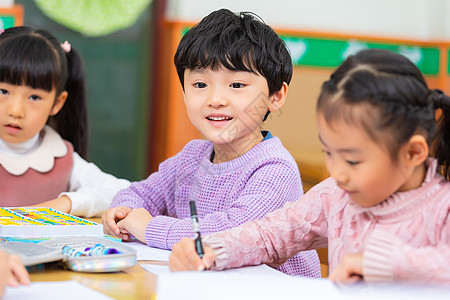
[169,48,450,285]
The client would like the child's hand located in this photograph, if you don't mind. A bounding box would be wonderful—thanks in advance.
[7,253,30,287]
[116,208,153,243]
[102,206,132,239]
[169,238,216,272]
[0,250,30,298]
[30,196,72,213]
[329,253,364,284]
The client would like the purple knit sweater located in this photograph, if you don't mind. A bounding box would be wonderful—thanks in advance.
[111,136,321,277]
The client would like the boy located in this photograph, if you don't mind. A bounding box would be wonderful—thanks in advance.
[103,9,320,277]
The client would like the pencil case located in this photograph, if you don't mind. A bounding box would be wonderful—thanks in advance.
[39,236,137,273]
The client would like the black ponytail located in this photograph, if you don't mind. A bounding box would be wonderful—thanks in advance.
[430,89,450,179]
[48,48,88,158]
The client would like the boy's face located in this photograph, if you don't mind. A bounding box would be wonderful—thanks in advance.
[183,66,280,161]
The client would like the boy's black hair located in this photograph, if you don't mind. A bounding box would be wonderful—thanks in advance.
[317,48,450,180]
[174,9,292,118]
[0,26,88,158]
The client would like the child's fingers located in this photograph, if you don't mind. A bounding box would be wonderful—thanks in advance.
[8,275,19,287]
[114,219,134,241]
[9,255,30,286]
[8,268,29,286]
[118,232,131,241]
[102,209,120,235]
[346,275,363,284]
[170,238,205,271]
[102,207,130,236]
[169,239,191,271]
[202,247,216,270]
[112,208,133,235]
[329,272,362,284]
[117,219,131,233]
[328,261,344,282]
[118,225,129,234]
[116,219,126,229]
[169,252,189,271]
[329,253,363,283]
[103,219,120,236]
[116,207,132,219]
[6,255,30,287]
[169,250,203,271]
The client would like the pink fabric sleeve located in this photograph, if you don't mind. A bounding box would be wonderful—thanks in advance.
[203,179,335,270]
[364,229,450,284]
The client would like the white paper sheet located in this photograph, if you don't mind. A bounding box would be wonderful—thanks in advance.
[156,268,450,300]
[141,263,288,277]
[122,241,171,261]
[338,282,450,300]
[156,266,342,300]
[140,263,172,276]
[3,281,113,300]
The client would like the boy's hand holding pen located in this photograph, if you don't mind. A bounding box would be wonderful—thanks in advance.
[168,201,216,272]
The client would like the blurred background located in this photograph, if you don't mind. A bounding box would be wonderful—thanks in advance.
[3,0,450,190]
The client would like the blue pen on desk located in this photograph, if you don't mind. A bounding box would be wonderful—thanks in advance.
[189,200,204,258]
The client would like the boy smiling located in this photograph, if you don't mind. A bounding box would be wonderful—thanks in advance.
[103,9,321,277]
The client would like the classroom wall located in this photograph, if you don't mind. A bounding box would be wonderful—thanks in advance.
[166,0,450,41]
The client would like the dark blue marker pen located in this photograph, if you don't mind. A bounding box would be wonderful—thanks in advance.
[189,200,204,258]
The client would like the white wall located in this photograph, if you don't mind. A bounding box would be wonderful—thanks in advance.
[0,0,14,7]
[166,0,450,41]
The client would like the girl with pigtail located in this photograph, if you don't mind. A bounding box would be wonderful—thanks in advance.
[170,48,450,285]
[0,26,129,217]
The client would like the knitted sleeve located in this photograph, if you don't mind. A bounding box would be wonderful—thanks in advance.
[147,160,305,249]
[110,151,179,216]
[364,218,450,284]
[203,178,334,270]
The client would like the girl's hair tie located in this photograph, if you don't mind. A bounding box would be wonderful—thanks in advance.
[60,40,71,53]
[430,89,446,109]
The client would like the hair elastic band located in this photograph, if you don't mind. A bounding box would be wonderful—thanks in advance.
[60,40,71,53]
[432,89,446,109]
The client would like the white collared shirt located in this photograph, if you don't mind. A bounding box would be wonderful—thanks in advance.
[0,126,130,217]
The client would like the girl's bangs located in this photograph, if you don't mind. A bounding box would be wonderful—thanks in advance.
[0,38,59,91]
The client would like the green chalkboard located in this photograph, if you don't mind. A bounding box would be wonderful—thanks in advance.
[16,0,151,181]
